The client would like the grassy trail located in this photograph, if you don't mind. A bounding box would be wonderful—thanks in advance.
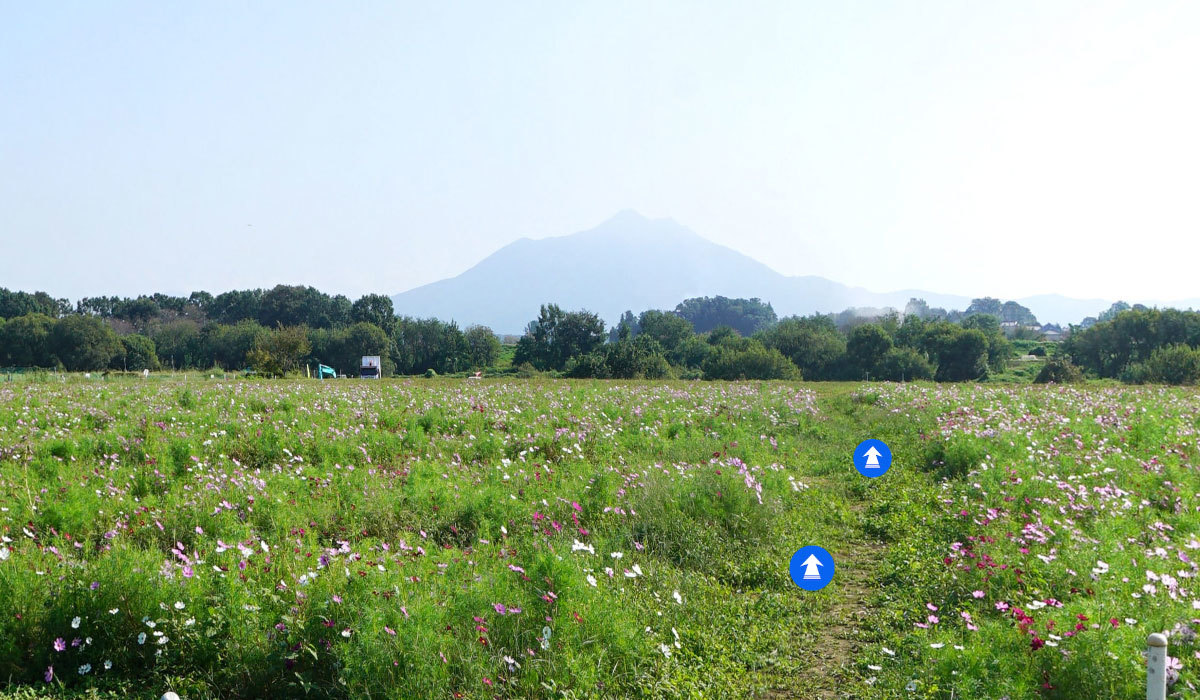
[762,390,901,698]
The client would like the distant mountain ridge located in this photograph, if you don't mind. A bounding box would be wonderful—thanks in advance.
[391,211,1196,333]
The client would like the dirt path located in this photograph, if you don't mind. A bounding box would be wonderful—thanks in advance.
[804,531,886,698]
[768,476,886,699]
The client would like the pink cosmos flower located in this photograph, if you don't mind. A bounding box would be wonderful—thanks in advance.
[972,590,985,598]
[52,638,66,652]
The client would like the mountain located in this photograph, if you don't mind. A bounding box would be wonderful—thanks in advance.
[388,211,1161,333]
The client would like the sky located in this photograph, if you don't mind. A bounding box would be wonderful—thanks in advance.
[2,1,1198,304]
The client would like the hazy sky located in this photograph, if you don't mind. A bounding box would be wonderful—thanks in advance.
[3,1,1198,303]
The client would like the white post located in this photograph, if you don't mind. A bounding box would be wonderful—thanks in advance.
[1147,632,1168,700]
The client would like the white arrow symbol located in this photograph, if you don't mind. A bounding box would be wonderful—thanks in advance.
[801,554,823,580]
[862,446,882,469]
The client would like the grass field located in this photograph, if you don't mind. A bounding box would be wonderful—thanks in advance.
[0,377,1196,698]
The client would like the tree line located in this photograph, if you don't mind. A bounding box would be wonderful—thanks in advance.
[0,286,500,376]
[9,284,1197,384]
[511,296,1014,381]
[1054,307,1200,385]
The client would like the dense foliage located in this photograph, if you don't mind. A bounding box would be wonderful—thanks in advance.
[1063,308,1200,384]
[0,287,499,379]
[673,296,777,336]
[8,283,1200,385]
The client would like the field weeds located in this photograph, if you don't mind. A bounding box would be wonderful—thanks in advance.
[0,379,1196,698]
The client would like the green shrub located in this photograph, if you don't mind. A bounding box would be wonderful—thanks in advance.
[875,347,934,381]
[1119,361,1151,384]
[702,342,800,380]
[1034,355,1082,384]
[1144,343,1200,385]
[564,352,611,378]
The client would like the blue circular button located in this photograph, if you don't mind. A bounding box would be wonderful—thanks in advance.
[853,439,892,478]
[789,545,835,591]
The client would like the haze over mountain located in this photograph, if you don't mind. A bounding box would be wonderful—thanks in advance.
[391,212,1193,333]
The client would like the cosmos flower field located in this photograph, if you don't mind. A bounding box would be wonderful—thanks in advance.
[0,377,1197,699]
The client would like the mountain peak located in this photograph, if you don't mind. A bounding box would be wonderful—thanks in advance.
[603,209,651,225]
[392,216,1116,332]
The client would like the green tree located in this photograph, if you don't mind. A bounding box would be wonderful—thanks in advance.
[934,328,989,382]
[608,310,639,343]
[0,313,55,366]
[961,314,1011,372]
[597,335,670,379]
[564,352,612,378]
[1145,344,1200,385]
[636,310,692,353]
[675,296,777,335]
[351,294,397,336]
[205,320,270,370]
[846,324,893,378]
[702,341,800,381]
[671,335,714,369]
[327,295,353,328]
[706,325,746,349]
[0,289,65,319]
[151,320,203,369]
[964,297,1004,317]
[51,315,122,371]
[248,325,312,376]
[1098,301,1131,322]
[392,317,469,374]
[209,289,263,324]
[875,347,934,382]
[113,334,160,371]
[464,325,501,369]
[759,316,846,380]
[514,304,605,371]
[1034,355,1083,384]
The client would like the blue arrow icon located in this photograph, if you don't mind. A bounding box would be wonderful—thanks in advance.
[789,545,835,590]
[853,439,892,478]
